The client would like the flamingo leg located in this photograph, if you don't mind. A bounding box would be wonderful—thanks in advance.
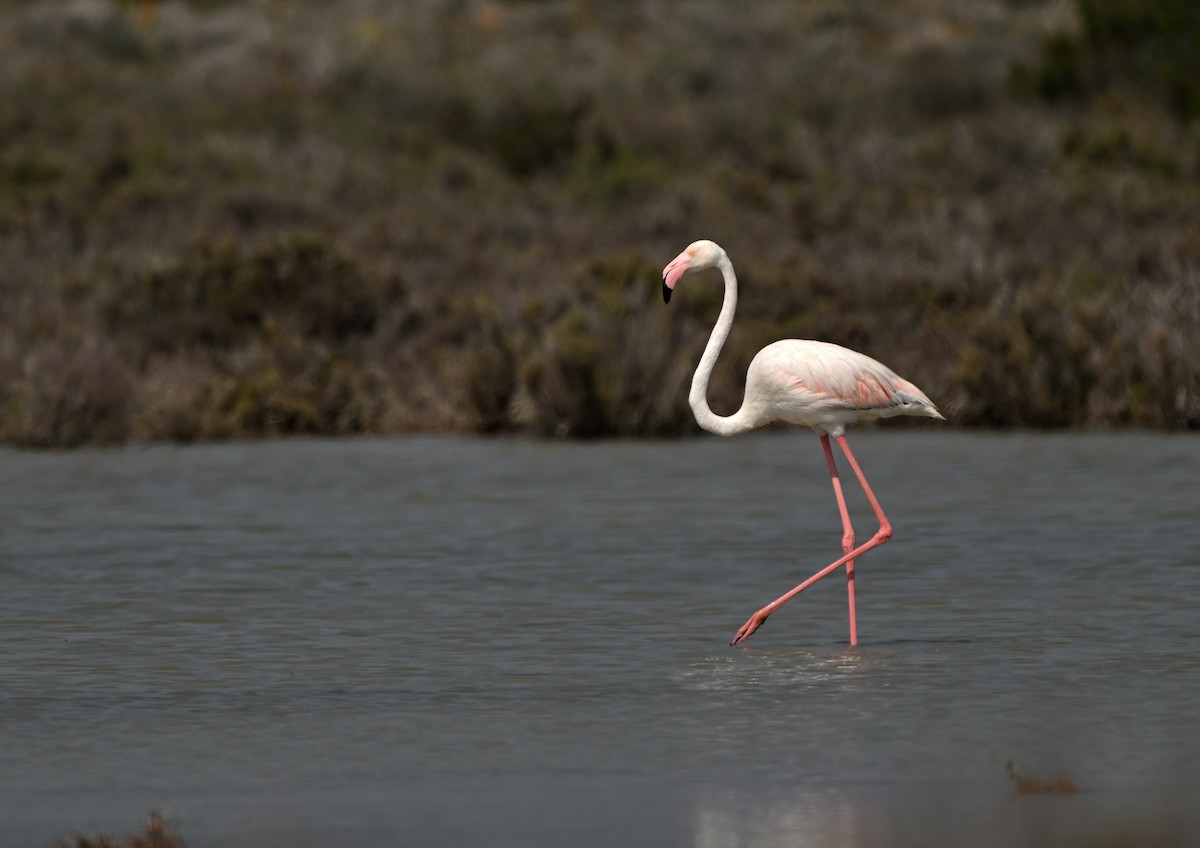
[731,434,892,646]
[821,435,858,647]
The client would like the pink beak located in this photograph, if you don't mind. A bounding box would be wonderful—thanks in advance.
[661,253,691,303]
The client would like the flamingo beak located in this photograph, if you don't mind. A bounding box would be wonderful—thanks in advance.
[661,255,690,304]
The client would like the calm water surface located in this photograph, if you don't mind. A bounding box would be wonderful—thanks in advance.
[2,432,1199,847]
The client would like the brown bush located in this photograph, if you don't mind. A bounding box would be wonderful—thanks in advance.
[0,0,1197,445]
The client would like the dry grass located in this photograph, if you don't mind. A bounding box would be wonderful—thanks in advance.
[1,0,1197,445]
[57,812,184,848]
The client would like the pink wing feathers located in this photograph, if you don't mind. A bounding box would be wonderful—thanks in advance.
[746,339,942,432]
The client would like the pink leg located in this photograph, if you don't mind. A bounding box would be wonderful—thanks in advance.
[821,435,858,647]
[731,434,892,646]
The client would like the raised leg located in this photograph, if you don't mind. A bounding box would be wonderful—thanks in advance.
[821,435,858,646]
[731,433,892,646]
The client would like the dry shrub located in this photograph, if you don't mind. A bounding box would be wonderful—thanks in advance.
[0,0,1198,445]
[101,233,387,356]
[513,254,696,437]
[456,300,518,433]
[58,812,184,848]
[952,263,1200,428]
[11,336,133,448]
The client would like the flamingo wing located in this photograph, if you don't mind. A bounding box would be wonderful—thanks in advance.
[747,339,941,429]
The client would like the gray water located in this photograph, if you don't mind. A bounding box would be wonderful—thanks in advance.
[2,431,1199,847]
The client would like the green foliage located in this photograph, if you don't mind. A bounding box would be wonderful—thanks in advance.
[442,88,590,178]
[0,147,64,189]
[1020,0,1200,119]
[1083,0,1200,118]
[1059,123,1178,176]
[570,131,671,205]
[1013,33,1084,101]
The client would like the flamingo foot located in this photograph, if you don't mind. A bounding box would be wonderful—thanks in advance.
[730,608,771,646]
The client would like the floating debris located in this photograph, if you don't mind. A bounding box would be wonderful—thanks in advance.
[1003,758,1083,795]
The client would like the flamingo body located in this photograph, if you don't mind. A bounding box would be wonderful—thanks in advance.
[661,239,943,646]
[740,338,941,436]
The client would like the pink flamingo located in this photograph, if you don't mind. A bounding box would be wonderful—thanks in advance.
[662,239,944,646]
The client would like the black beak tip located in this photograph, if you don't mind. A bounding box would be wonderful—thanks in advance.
[662,279,672,304]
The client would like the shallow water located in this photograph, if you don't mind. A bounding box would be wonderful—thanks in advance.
[3,432,1199,847]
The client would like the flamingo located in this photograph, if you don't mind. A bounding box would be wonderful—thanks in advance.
[662,239,944,646]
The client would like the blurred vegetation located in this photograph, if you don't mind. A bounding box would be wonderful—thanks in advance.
[1016,0,1200,119]
[57,811,183,848]
[1,0,1197,446]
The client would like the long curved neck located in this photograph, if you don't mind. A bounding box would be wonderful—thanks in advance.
[689,255,759,436]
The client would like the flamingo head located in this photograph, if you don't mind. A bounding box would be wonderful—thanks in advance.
[661,239,726,303]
